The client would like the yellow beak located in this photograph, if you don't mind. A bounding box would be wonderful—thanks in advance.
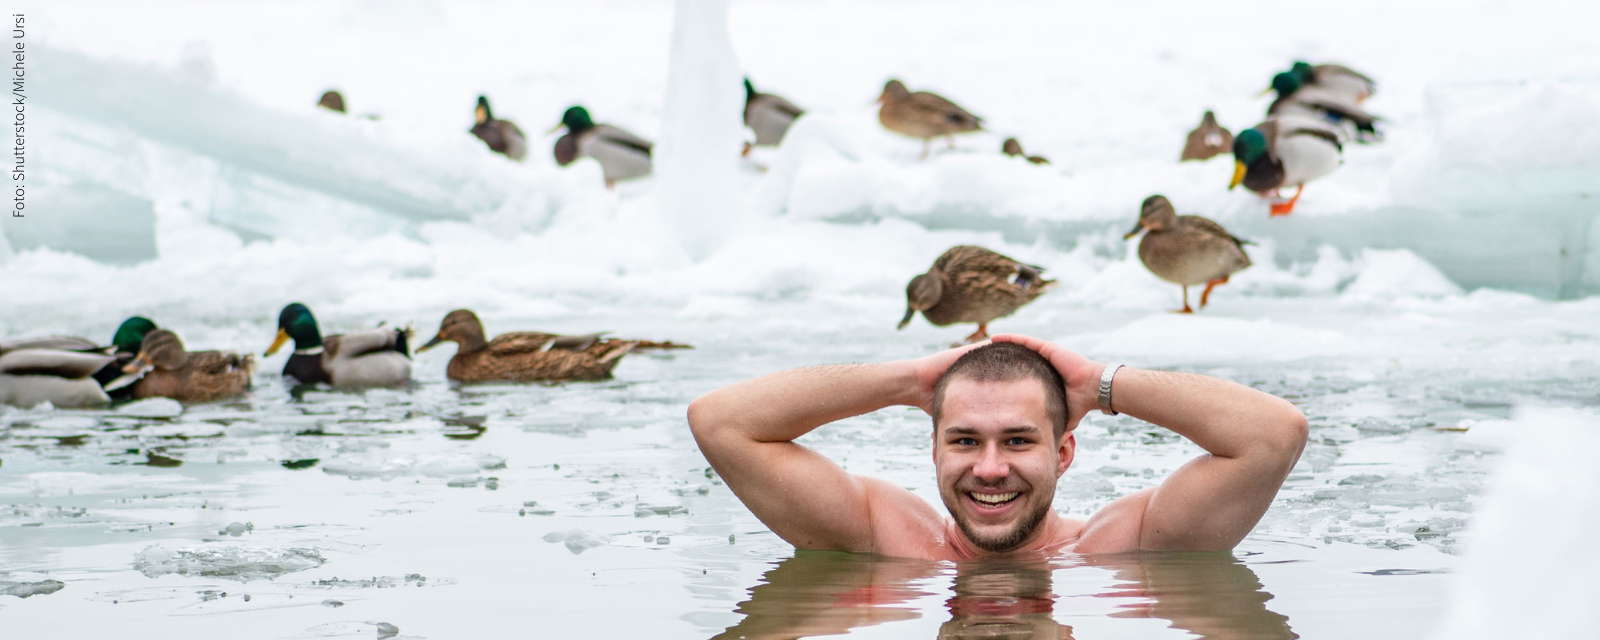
[122,352,152,373]
[546,122,566,135]
[264,328,291,357]
[1229,161,1247,191]
[1257,87,1274,98]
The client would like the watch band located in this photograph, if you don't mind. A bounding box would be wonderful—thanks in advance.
[1098,363,1124,415]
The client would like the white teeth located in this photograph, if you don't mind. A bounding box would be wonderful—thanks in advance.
[970,492,1018,505]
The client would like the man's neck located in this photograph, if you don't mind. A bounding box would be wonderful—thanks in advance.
[946,511,1075,560]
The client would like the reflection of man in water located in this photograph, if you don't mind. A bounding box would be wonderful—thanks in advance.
[689,336,1307,558]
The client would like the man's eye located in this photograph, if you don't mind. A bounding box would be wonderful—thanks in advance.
[954,438,977,446]
[1007,437,1030,446]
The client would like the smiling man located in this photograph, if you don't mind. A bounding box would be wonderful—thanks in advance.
[687,336,1308,559]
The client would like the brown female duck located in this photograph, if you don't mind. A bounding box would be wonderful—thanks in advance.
[119,329,254,402]
[1180,111,1233,161]
[899,246,1056,344]
[418,309,640,382]
[1124,195,1252,313]
[877,79,983,159]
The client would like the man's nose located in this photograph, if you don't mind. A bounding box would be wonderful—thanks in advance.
[972,444,1009,481]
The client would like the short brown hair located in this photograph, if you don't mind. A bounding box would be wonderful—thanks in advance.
[930,343,1070,439]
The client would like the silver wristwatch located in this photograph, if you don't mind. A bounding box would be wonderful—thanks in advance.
[1098,363,1124,415]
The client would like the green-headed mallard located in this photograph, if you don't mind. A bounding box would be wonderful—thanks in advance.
[471,95,528,162]
[0,348,116,408]
[318,90,346,113]
[418,309,643,382]
[899,245,1056,344]
[114,329,253,403]
[1002,138,1050,165]
[265,303,412,388]
[1229,117,1343,216]
[743,78,804,156]
[877,79,983,159]
[551,105,652,188]
[1181,110,1234,161]
[1124,195,1252,313]
[1269,61,1375,105]
[93,317,159,398]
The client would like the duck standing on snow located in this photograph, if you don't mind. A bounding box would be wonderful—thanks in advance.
[471,95,528,161]
[899,246,1056,344]
[1002,138,1050,164]
[1180,111,1233,161]
[550,105,653,188]
[1124,195,1252,313]
[112,329,254,403]
[417,309,653,383]
[264,303,412,388]
[877,79,983,159]
[0,346,116,408]
[743,78,804,155]
[1230,117,1343,216]
[1270,61,1376,105]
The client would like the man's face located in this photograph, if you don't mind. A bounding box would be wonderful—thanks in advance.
[934,377,1073,553]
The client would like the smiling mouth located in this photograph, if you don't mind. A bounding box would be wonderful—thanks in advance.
[969,491,1020,507]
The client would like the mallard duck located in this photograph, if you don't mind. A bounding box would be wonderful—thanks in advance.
[877,79,983,159]
[743,78,804,155]
[92,317,159,398]
[1124,195,1252,313]
[1269,61,1375,105]
[317,90,346,113]
[551,105,653,188]
[0,335,100,353]
[1180,111,1234,161]
[264,303,412,388]
[471,95,528,161]
[417,309,642,382]
[1229,117,1343,216]
[112,329,253,403]
[899,246,1056,344]
[1002,138,1050,164]
[0,348,115,408]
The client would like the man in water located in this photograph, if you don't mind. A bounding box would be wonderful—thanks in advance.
[687,335,1307,559]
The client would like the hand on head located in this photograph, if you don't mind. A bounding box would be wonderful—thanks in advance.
[906,340,990,412]
[988,334,1104,433]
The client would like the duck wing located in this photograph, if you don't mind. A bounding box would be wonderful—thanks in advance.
[187,350,251,375]
[1180,215,1253,249]
[591,125,653,156]
[1,336,103,353]
[908,91,982,129]
[324,328,406,360]
[753,93,804,119]
[486,332,563,355]
[0,350,116,378]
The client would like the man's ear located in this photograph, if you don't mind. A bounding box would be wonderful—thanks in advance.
[1057,432,1075,477]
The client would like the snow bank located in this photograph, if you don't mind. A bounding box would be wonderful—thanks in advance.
[1434,407,1600,639]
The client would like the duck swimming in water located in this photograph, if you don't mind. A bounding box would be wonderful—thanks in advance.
[115,329,254,403]
[418,309,647,383]
[265,303,412,388]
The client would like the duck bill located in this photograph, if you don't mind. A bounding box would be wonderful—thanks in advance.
[121,353,153,374]
[264,328,291,356]
[1257,86,1274,98]
[1123,222,1146,240]
[417,334,445,353]
[546,122,566,135]
[897,307,916,330]
[1229,161,1247,191]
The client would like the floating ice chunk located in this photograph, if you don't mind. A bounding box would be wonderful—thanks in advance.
[1342,249,1463,300]
[634,504,688,517]
[118,398,185,418]
[542,529,611,555]
[1434,407,1600,639]
[1,579,65,598]
[134,544,325,581]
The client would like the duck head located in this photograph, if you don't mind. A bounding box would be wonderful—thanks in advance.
[1230,128,1268,190]
[879,79,910,103]
[123,329,187,374]
[899,271,944,329]
[418,309,489,354]
[1002,138,1025,157]
[110,316,158,356]
[318,90,346,113]
[744,77,756,103]
[1126,195,1178,239]
[475,95,493,125]
[550,105,595,135]
[267,303,322,356]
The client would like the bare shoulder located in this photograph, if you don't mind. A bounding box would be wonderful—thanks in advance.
[1072,487,1156,554]
[858,477,950,558]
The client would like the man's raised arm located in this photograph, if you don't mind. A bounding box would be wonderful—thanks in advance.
[687,347,974,552]
[993,334,1308,553]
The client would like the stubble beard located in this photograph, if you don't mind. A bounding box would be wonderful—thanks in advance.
[945,490,1054,554]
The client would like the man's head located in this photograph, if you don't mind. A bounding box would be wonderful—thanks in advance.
[930,343,1073,553]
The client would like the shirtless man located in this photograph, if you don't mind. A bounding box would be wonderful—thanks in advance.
[687,335,1308,559]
